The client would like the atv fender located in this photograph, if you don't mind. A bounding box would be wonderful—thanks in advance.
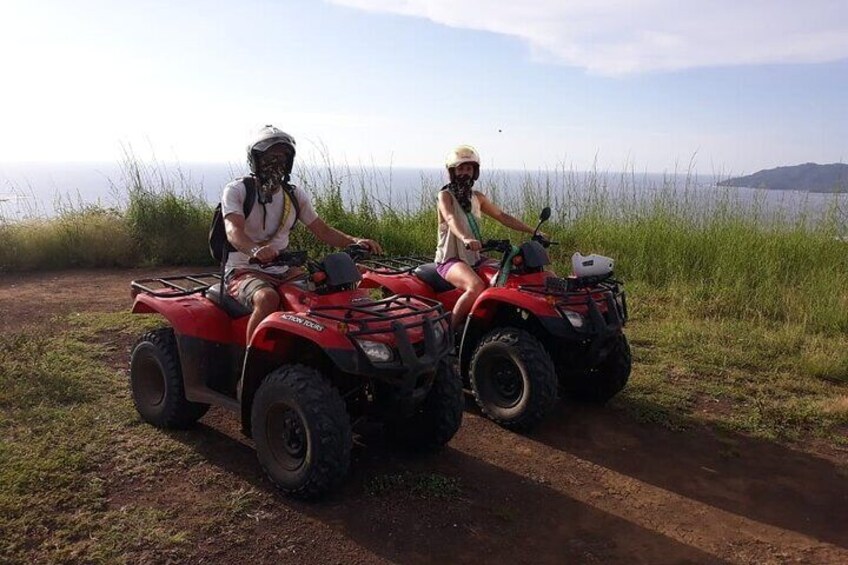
[458,288,561,366]
[468,287,557,325]
[132,293,235,343]
[239,313,358,435]
[360,272,435,298]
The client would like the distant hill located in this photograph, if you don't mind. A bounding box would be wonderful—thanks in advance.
[718,163,848,193]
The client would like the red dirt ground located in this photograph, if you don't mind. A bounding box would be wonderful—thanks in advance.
[2,268,847,564]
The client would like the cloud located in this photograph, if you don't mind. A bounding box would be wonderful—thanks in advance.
[329,0,848,74]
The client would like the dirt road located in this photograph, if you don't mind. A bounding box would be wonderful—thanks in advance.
[2,268,846,563]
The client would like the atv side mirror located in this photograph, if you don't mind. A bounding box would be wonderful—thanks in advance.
[533,206,552,237]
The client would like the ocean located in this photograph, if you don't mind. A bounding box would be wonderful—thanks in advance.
[1,161,846,228]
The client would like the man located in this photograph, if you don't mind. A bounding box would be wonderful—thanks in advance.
[223,125,382,341]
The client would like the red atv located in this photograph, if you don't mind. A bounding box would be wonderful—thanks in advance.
[128,246,461,498]
[359,208,630,432]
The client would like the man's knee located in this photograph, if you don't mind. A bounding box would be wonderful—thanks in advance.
[252,288,280,313]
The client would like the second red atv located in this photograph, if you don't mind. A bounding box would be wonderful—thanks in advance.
[359,208,630,432]
[128,246,461,499]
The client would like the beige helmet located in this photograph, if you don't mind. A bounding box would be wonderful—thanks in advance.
[445,144,480,181]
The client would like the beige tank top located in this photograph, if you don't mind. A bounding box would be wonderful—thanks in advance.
[435,190,482,265]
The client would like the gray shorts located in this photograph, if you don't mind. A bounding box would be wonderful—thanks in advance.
[226,269,302,310]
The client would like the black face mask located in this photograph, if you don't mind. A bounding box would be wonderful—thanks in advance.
[450,175,474,212]
[256,162,289,204]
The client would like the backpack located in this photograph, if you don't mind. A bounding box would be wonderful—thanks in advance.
[208,176,301,262]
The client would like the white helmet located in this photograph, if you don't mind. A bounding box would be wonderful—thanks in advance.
[247,125,296,175]
[445,144,480,181]
[571,252,614,279]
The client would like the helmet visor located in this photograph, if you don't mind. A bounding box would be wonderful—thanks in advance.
[253,138,293,153]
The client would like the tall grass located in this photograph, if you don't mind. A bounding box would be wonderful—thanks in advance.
[1,155,846,333]
[120,156,212,265]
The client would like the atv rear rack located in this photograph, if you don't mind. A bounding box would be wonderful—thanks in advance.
[358,256,432,274]
[131,273,221,297]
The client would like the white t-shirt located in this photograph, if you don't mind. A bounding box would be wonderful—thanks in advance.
[221,178,318,276]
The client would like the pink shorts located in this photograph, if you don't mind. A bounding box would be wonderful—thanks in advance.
[435,258,462,279]
[435,258,495,279]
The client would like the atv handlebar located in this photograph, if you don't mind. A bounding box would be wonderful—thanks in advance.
[344,242,373,262]
[479,239,512,253]
[250,244,372,268]
[248,250,309,268]
[532,234,558,248]
[467,237,558,252]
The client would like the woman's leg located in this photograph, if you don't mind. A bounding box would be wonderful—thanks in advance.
[443,262,486,330]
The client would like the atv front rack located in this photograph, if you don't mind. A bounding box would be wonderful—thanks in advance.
[520,276,628,331]
[522,275,623,299]
[130,273,220,297]
[358,255,431,274]
[309,294,449,337]
[310,294,452,380]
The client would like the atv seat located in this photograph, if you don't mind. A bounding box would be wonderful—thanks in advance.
[413,263,456,293]
[206,284,252,318]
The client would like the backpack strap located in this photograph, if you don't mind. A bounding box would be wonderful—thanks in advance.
[465,211,483,242]
[242,175,256,218]
[282,183,300,227]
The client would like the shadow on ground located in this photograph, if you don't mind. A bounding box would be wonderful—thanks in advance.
[165,409,722,564]
[528,398,848,548]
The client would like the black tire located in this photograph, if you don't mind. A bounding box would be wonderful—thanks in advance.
[387,360,464,450]
[563,334,632,403]
[469,327,558,432]
[129,327,209,429]
[251,365,352,499]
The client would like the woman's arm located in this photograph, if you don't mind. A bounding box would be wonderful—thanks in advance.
[438,191,481,251]
[477,192,537,234]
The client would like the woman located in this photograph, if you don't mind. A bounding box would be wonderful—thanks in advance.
[436,145,541,330]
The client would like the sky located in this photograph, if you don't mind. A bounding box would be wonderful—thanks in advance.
[1,0,847,174]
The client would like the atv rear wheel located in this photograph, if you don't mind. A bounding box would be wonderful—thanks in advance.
[470,328,557,432]
[562,334,631,403]
[251,365,352,499]
[129,327,209,429]
[387,359,464,450]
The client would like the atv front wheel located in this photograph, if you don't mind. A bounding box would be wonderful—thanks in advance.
[469,328,557,432]
[562,334,631,403]
[251,365,352,499]
[129,328,209,429]
[387,359,464,450]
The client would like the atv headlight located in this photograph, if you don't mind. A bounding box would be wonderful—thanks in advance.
[357,340,394,363]
[564,310,585,329]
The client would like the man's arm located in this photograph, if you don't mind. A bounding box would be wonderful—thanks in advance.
[477,192,536,235]
[224,214,276,262]
[306,218,383,254]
